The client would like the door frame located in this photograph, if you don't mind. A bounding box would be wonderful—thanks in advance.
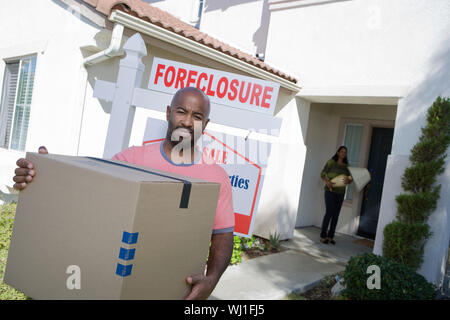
[336,117,395,237]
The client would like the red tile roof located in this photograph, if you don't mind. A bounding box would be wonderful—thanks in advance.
[82,0,298,84]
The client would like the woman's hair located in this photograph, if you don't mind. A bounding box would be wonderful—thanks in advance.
[332,146,349,164]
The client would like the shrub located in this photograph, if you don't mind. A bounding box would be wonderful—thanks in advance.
[0,203,29,300]
[382,221,431,270]
[395,189,440,223]
[382,96,450,270]
[342,253,437,300]
[230,236,243,265]
[269,231,281,250]
[230,235,270,265]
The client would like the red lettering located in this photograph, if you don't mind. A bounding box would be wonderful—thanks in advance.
[238,81,251,103]
[154,64,166,84]
[250,84,262,106]
[216,77,229,98]
[209,148,217,162]
[202,147,209,159]
[222,151,228,164]
[197,73,208,92]
[261,86,273,108]
[228,79,239,100]
[186,70,198,88]
[201,147,211,165]
[206,75,216,96]
[175,68,187,89]
[164,66,176,87]
[204,147,228,164]
[214,149,220,162]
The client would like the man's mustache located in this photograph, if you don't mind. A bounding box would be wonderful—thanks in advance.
[173,126,194,135]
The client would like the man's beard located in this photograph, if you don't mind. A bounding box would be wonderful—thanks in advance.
[168,126,195,147]
[168,125,199,164]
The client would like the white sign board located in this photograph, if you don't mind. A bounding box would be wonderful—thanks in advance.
[149,57,280,116]
[143,118,271,237]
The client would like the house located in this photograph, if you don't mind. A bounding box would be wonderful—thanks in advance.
[0,0,448,289]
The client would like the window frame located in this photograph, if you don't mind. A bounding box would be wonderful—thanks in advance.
[0,54,37,151]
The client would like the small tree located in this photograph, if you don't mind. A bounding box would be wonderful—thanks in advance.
[382,96,450,270]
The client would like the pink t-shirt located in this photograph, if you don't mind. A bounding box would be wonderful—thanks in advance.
[112,141,234,234]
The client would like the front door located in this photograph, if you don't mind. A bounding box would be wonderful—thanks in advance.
[357,127,394,239]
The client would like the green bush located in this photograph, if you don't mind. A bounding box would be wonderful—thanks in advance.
[395,189,440,223]
[230,236,243,265]
[230,235,269,265]
[401,159,445,193]
[382,96,450,270]
[382,221,431,270]
[342,253,436,300]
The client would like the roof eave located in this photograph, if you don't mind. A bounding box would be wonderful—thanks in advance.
[108,10,301,93]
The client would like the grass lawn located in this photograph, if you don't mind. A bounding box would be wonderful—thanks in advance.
[0,202,29,300]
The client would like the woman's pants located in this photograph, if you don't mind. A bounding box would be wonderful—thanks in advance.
[320,190,345,239]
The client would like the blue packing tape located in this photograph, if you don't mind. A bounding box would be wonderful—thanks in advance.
[119,247,136,261]
[116,263,133,277]
[122,231,139,245]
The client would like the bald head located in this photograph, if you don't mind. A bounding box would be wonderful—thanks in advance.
[170,87,210,118]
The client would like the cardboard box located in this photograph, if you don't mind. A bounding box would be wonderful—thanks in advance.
[4,152,220,299]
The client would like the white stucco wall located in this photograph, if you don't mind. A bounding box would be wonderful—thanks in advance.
[253,96,307,240]
[266,0,450,88]
[0,0,103,195]
[199,0,269,57]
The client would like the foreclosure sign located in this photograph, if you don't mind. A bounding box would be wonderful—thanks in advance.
[149,57,280,115]
[143,118,271,238]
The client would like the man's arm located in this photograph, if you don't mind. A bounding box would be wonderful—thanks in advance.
[185,231,233,300]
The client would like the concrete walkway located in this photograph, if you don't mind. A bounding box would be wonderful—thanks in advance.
[209,227,373,300]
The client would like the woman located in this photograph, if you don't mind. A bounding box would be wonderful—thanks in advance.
[320,146,353,245]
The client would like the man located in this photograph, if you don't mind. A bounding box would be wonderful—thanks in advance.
[13,87,234,300]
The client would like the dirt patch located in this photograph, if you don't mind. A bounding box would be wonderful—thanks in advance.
[284,272,345,300]
[241,236,286,261]
[352,238,374,249]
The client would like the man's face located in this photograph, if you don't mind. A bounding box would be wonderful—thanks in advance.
[166,90,210,146]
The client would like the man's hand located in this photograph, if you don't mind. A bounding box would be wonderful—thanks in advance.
[185,232,233,300]
[13,146,48,190]
[185,274,217,300]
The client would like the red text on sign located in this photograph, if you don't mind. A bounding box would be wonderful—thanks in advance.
[153,64,274,110]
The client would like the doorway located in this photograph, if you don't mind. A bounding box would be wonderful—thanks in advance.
[357,127,394,239]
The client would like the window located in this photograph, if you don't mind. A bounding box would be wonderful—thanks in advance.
[0,56,36,151]
[342,123,363,201]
